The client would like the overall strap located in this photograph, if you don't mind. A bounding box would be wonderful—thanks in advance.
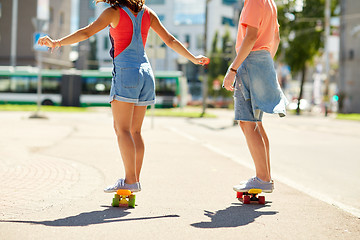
[122,6,145,27]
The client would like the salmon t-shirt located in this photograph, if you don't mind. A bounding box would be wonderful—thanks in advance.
[235,0,279,53]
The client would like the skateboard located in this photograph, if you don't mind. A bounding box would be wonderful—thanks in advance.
[112,189,136,208]
[236,189,265,205]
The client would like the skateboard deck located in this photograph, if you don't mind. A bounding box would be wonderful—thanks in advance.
[112,189,136,208]
[236,188,265,204]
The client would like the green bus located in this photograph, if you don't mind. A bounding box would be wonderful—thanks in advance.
[0,67,188,108]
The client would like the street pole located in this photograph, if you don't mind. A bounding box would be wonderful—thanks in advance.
[30,19,48,119]
[324,0,331,116]
[10,0,18,67]
[201,0,210,117]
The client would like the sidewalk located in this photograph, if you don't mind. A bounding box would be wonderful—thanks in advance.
[0,110,359,239]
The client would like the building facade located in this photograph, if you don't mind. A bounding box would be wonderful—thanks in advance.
[0,0,72,69]
[339,0,360,113]
[75,0,96,70]
[94,0,241,73]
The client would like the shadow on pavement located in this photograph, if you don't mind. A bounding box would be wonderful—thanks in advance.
[191,202,277,228]
[1,206,180,227]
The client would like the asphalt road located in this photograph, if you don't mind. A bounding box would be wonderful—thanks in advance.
[167,109,360,217]
[0,109,359,239]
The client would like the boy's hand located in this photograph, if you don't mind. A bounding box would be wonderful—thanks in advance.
[192,55,210,65]
[223,70,236,91]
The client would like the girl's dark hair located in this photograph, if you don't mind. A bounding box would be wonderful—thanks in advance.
[96,0,145,13]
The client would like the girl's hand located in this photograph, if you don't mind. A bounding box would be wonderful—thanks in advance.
[192,55,210,65]
[38,36,60,50]
[223,70,236,91]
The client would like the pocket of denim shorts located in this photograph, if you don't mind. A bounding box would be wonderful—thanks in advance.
[120,68,140,88]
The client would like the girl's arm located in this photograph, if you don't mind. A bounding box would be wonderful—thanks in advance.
[148,9,208,65]
[38,7,118,48]
[223,25,258,91]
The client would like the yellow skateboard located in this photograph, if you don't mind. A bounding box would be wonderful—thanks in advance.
[236,189,265,204]
[112,189,136,208]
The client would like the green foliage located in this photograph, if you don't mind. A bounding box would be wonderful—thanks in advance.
[207,29,234,98]
[277,0,325,73]
[337,114,360,122]
[277,0,339,73]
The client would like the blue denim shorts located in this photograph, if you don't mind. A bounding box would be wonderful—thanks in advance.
[109,63,155,106]
[234,50,282,122]
[234,83,264,122]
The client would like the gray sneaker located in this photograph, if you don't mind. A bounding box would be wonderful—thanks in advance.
[104,178,141,193]
[233,177,273,193]
[238,177,274,189]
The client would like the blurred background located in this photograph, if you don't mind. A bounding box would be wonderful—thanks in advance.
[0,0,359,117]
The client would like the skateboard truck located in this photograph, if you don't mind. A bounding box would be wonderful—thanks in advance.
[236,189,265,205]
[112,189,136,208]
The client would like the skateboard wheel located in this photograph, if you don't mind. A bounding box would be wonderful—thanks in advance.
[236,192,243,199]
[128,195,136,208]
[243,195,251,204]
[112,198,120,207]
[259,196,265,205]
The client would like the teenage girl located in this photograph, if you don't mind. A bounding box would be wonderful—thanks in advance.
[38,0,208,193]
[222,0,288,193]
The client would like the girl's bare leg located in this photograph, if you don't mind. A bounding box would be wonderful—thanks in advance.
[130,106,147,182]
[111,100,137,184]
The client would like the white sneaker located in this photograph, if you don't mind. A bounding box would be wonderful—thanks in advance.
[233,177,273,193]
[104,178,141,193]
[238,177,274,190]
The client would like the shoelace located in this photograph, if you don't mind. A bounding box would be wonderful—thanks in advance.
[244,177,256,187]
[115,178,125,188]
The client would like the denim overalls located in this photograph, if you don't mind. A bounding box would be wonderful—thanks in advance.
[109,6,155,106]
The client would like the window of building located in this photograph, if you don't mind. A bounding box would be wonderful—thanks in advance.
[104,36,109,50]
[158,15,165,22]
[222,17,235,27]
[196,34,204,49]
[60,12,64,27]
[49,7,54,23]
[174,0,205,25]
[185,34,191,48]
[222,0,238,5]
[147,0,165,4]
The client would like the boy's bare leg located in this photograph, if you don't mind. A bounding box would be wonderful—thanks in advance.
[257,122,271,179]
[239,121,271,182]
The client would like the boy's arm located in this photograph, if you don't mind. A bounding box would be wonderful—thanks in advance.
[229,25,258,70]
[270,30,280,59]
[149,9,208,65]
[223,25,258,91]
[38,7,117,48]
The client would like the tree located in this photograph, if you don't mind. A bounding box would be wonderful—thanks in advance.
[277,0,339,114]
[207,29,234,100]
